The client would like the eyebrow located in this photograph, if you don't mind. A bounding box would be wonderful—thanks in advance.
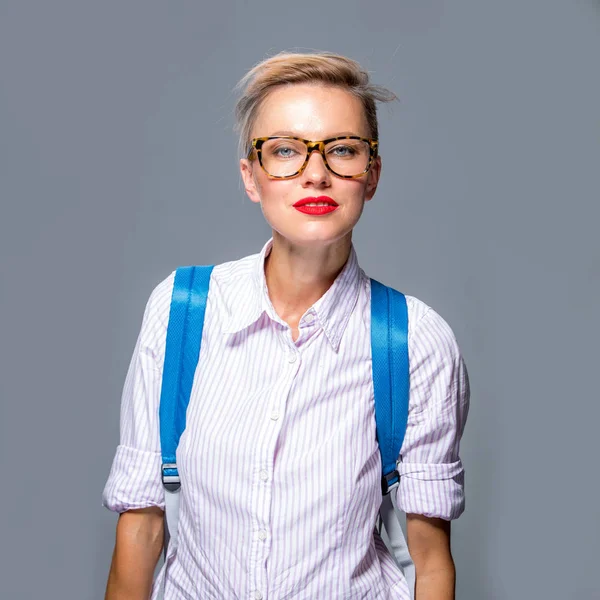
[268,130,365,138]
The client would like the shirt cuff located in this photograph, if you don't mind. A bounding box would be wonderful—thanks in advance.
[396,459,465,520]
[102,444,165,513]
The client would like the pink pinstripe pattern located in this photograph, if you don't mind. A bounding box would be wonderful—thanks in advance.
[102,238,470,600]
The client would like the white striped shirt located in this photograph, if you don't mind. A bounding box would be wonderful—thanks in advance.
[102,238,470,600]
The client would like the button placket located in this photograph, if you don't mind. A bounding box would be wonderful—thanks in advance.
[249,340,300,600]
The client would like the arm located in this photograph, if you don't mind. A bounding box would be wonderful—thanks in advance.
[406,514,455,600]
[395,303,470,599]
[102,274,174,598]
[105,507,164,600]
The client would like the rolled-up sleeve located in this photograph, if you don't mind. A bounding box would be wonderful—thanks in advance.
[102,274,173,513]
[395,305,470,520]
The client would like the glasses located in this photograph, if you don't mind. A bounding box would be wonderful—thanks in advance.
[247,136,378,179]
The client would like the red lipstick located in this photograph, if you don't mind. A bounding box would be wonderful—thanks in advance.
[293,196,339,216]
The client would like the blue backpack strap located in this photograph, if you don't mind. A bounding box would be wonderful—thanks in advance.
[370,278,410,496]
[160,265,214,492]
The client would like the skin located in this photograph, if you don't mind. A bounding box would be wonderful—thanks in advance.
[105,82,455,600]
[105,506,164,600]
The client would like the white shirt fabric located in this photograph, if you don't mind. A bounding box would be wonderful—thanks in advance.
[102,238,470,600]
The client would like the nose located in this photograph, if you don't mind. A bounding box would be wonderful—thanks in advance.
[301,150,331,186]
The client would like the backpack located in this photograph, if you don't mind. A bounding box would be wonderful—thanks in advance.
[157,265,415,597]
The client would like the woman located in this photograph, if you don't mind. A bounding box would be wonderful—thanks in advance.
[103,51,470,600]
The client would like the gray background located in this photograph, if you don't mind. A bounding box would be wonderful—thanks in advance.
[1,1,598,598]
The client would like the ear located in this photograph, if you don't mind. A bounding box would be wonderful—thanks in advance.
[240,158,262,204]
[364,155,382,202]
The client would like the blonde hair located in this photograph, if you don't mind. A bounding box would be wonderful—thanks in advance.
[234,50,397,158]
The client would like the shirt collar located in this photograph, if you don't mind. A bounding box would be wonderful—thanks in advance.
[221,238,364,351]
[219,239,272,336]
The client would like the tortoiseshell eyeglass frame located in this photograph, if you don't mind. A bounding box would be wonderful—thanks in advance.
[247,135,379,180]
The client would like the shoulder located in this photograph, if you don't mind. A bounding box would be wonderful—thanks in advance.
[365,276,461,351]
[404,294,458,346]
[401,294,469,418]
[401,293,466,380]
[365,276,465,370]
[152,249,258,302]
[209,250,260,292]
[141,249,260,335]
[137,269,175,349]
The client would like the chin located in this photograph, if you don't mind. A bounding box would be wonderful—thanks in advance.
[264,207,360,246]
[273,226,354,248]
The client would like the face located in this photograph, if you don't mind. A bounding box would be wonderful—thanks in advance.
[240,84,381,249]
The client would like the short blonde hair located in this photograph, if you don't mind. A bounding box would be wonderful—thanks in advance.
[234,50,397,158]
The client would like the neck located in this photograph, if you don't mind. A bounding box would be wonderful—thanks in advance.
[264,231,352,326]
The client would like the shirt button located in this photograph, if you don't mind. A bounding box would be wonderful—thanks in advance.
[304,312,315,324]
[270,411,280,421]
[288,352,297,363]
[257,529,267,541]
[259,469,269,482]
[254,592,263,600]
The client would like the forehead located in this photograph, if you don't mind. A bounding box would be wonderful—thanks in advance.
[252,83,370,139]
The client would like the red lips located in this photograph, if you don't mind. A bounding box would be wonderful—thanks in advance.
[293,196,339,216]
[293,196,338,207]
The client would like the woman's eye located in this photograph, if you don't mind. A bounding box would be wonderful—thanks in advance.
[274,146,297,158]
[329,145,357,157]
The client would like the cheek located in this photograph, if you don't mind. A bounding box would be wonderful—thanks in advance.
[256,177,295,204]
[341,179,369,203]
